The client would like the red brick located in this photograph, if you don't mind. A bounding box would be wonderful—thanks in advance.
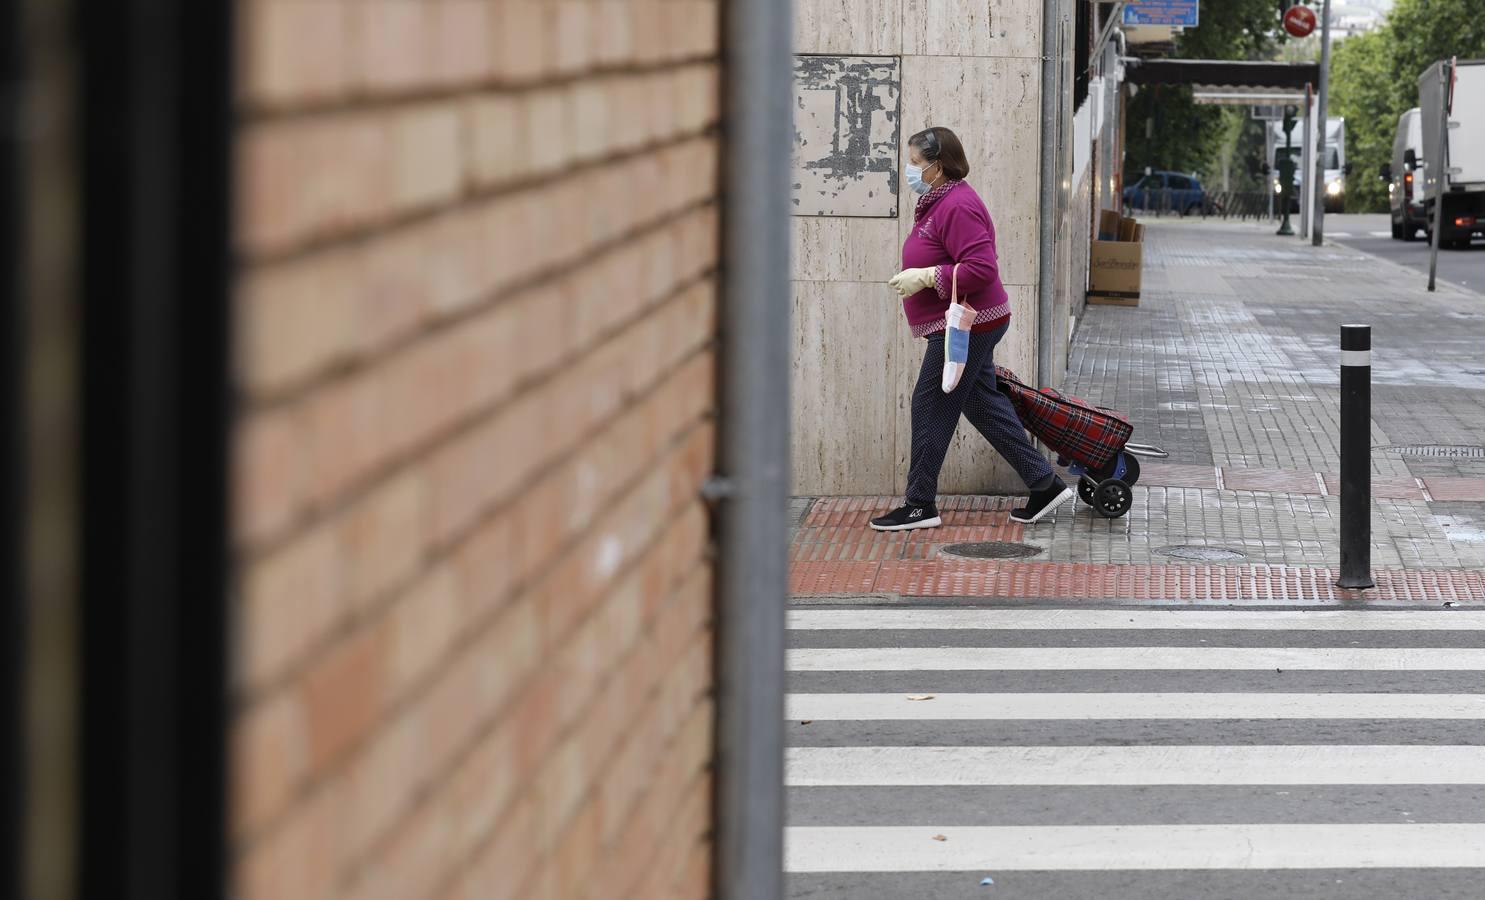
[448,797,540,900]
[299,621,390,772]
[491,1,553,84]
[238,115,392,256]
[336,470,427,611]
[350,222,434,355]
[466,93,522,188]
[236,247,357,395]
[553,1,594,75]
[390,102,464,213]
[233,690,310,839]
[570,78,613,163]
[236,407,309,546]
[355,0,433,94]
[302,369,386,505]
[446,721,522,855]
[524,88,575,178]
[239,523,345,690]
[237,777,348,900]
[342,796,455,900]
[594,1,634,67]
[386,563,461,701]
[343,708,427,861]
[432,0,491,85]
[239,0,350,108]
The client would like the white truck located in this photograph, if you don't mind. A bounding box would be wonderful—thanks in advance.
[1418,59,1485,248]
[1267,117,1348,213]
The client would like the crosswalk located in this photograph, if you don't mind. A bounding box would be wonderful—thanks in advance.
[785,605,1485,898]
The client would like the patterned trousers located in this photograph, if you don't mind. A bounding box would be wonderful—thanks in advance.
[905,323,1054,505]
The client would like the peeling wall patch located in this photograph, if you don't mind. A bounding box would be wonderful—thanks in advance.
[793,56,901,217]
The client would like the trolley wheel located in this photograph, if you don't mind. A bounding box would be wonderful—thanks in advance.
[1121,452,1141,486]
[1077,477,1098,506]
[1093,479,1133,519]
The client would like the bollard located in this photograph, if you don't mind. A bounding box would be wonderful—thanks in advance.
[1338,324,1375,589]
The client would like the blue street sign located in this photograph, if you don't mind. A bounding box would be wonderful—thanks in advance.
[1122,0,1199,28]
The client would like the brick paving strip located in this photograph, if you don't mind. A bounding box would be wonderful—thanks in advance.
[792,488,1485,601]
[1139,462,1485,502]
[790,559,1485,604]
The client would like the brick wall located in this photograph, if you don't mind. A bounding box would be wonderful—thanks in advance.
[230,2,721,897]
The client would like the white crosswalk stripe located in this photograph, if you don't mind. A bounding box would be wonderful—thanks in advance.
[785,606,1485,897]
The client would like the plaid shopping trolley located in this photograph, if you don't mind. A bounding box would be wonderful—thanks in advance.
[994,366,1164,518]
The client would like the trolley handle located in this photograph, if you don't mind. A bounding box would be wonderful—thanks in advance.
[1124,443,1169,459]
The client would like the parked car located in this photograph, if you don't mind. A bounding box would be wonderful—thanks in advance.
[1381,107,1426,241]
[1122,172,1207,215]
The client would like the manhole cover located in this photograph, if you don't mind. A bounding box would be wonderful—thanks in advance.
[1379,445,1485,459]
[1157,545,1247,562]
[941,542,1043,560]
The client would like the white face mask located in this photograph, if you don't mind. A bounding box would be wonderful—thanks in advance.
[905,161,937,195]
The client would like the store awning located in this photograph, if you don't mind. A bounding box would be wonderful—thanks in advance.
[1125,59,1320,91]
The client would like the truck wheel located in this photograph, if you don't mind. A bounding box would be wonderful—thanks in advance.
[1403,224,1419,242]
[1391,220,1402,239]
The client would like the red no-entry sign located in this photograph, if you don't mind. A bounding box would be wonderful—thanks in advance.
[1284,5,1317,38]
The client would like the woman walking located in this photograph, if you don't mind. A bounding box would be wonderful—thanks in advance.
[871,126,1073,531]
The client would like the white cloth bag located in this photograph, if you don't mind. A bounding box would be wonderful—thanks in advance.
[941,264,973,393]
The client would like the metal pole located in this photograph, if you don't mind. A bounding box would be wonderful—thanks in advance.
[1338,324,1374,589]
[1312,0,1332,245]
[1035,0,1060,387]
[715,0,790,896]
[1428,59,1453,292]
[1,0,25,891]
[1300,86,1313,238]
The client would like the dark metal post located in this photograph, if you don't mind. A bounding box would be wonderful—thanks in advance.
[1428,58,1453,292]
[1,0,26,890]
[715,0,789,897]
[1338,324,1375,589]
[1312,0,1333,246]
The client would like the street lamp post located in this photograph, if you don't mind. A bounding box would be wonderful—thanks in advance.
[1277,106,1298,236]
[1312,0,1333,246]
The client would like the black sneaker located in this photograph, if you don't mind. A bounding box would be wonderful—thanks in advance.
[1010,478,1074,524]
[870,503,942,532]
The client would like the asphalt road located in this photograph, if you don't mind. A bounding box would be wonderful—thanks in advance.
[1325,213,1485,295]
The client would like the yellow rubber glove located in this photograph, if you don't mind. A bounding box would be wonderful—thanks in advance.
[888,267,937,298]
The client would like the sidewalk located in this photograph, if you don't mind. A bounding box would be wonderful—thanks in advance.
[790,219,1485,604]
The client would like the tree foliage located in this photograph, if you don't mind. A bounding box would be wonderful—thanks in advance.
[1122,0,1289,184]
[1330,0,1485,211]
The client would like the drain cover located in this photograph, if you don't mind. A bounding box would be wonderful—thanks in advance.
[1379,445,1485,459]
[1157,545,1247,562]
[941,542,1043,560]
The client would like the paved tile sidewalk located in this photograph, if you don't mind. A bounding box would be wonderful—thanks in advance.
[792,220,1485,602]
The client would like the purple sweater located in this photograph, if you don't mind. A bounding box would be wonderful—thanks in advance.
[900,180,1012,337]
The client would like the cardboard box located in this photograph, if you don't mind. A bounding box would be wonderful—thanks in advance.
[1097,209,1122,242]
[1087,239,1143,305]
[1117,216,1139,243]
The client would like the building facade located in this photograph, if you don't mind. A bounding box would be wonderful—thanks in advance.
[790,0,1124,496]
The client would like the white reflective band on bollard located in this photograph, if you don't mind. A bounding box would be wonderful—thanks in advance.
[1340,350,1372,367]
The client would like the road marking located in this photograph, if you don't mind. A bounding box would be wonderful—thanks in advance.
[1369,230,1393,237]
[788,609,1485,631]
[784,692,1485,720]
[786,745,1485,786]
[1329,232,1353,238]
[786,646,1485,671]
[784,823,1485,872]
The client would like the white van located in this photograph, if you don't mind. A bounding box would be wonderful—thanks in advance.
[1384,108,1426,240]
